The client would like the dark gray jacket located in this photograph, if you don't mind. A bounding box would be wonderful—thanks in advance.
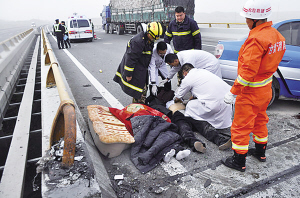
[130,115,182,173]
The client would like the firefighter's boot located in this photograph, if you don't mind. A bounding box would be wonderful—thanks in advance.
[222,151,247,172]
[248,143,267,162]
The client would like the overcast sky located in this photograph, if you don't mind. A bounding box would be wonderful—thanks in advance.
[0,0,299,22]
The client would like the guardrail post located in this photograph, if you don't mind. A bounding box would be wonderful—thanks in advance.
[49,100,76,168]
[42,28,77,168]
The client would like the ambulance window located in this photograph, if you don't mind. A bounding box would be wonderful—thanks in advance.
[70,20,78,28]
[278,23,291,45]
[77,19,90,28]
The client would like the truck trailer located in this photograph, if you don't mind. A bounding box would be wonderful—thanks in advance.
[101,0,195,35]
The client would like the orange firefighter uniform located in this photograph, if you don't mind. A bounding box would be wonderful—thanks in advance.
[230,21,286,154]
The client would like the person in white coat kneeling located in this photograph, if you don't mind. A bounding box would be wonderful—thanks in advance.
[173,63,233,150]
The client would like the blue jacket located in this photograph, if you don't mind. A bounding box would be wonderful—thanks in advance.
[164,16,202,53]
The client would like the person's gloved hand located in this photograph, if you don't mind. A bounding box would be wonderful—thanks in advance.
[151,84,158,96]
[159,78,170,86]
[224,91,237,104]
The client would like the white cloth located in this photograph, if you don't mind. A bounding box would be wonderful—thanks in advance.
[174,68,232,129]
[167,49,222,80]
[149,43,173,84]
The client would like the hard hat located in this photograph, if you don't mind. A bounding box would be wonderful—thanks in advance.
[147,22,163,40]
[240,0,272,19]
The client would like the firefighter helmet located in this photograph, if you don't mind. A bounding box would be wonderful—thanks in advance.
[240,0,272,19]
[147,22,163,40]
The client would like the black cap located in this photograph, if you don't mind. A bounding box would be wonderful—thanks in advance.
[55,19,59,21]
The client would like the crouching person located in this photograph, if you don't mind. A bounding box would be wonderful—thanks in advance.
[172,63,233,150]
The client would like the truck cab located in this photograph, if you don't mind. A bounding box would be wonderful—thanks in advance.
[67,13,93,42]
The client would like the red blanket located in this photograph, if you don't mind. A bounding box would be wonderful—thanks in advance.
[109,103,171,136]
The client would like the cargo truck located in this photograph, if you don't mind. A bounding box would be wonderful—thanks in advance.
[101,0,195,35]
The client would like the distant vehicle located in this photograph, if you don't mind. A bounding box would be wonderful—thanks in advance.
[67,13,93,42]
[31,22,36,27]
[215,19,300,106]
[101,0,195,35]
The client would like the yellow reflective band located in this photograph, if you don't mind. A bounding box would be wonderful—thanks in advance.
[165,31,172,37]
[127,41,130,48]
[124,66,134,72]
[254,135,268,143]
[142,51,152,55]
[232,142,249,150]
[192,29,200,36]
[237,75,273,87]
[172,31,191,36]
[174,48,194,54]
[115,72,143,92]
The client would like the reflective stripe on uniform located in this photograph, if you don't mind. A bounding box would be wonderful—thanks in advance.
[253,134,268,143]
[192,29,200,36]
[237,75,273,87]
[54,24,61,32]
[172,31,191,36]
[232,142,249,151]
[174,48,194,54]
[142,51,152,55]
[124,66,134,72]
[115,72,143,93]
[165,31,172,37]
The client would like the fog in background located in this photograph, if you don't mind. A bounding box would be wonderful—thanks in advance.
[0,0,299,29]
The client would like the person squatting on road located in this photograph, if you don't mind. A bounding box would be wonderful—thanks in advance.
[148,41,173,96]
[53,19,65,49]
[113,22,163,104]
[222,0,286,172]
[61,21,71,48]
[173,63,233,152]
[163,49,222,86]
[164,6,202,54]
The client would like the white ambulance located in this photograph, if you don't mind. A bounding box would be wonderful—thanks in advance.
[67,13,93,42]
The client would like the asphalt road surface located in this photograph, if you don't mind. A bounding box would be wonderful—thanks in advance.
[45,26,300,198]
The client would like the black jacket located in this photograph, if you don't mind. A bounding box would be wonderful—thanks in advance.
[164,16,202,53]
[130,115,182,173]
[113,32,154,99]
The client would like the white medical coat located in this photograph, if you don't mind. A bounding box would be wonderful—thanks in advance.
[174,68,232,129]
[167,49,222,80]
[149,43,173,84]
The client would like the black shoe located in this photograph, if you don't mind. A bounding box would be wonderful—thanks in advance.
[248,143,267,162]
[222,152,247,172]
[248,148,266,162]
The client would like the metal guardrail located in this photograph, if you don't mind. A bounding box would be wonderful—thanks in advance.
[0,29,34,125]
[0,29,33,59]
[41,28,76,168]
[198,22,247,28]
[0,33,39,198]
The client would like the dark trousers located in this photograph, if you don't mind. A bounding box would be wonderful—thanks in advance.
[172,111,231,148]
[171,111,204,150]
[56,33,64,49]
